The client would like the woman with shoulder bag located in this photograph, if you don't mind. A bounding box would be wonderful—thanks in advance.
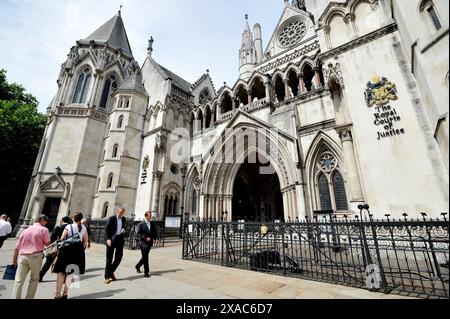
[52,212,88,299]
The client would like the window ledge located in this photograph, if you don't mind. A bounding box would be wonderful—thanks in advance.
[420,26,449,53]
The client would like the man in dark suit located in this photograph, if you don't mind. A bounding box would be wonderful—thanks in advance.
[135,211,158,277]
[104,208,127,284]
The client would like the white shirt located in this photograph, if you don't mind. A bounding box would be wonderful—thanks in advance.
[116,218,123,236]
[0,220,12,237]
[65,224,87,239]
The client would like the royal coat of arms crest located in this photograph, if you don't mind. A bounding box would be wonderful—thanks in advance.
[364,75,398,107]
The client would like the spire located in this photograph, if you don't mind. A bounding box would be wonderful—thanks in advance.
[239,14,257,80]
[244,14,250,31]
[84,13,132,55]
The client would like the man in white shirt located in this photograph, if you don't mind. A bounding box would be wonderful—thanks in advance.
[0,214,12,249]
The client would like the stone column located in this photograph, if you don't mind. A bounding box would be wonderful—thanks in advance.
[298,74,306,95]
[151,171,163,216]
[338,127,364,202]
[284,79,291,99]
[313,67,322,89]
[218,196,224,220]
[203,113,207,130]
[209,196,215,221]
[247,90,253,107]
[88,74,99,107]
[195,115,201,132]
[202,196,207,220]
[264,75,272,103]
[345,13,358,38]
[323,26,332,49]
[225,196,232,221]
[282,191,289,222]
[289,189,297,221]
[62,73,74,105]
[211,111,216,126]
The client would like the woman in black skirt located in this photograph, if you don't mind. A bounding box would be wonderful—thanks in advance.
[53,212,88,299]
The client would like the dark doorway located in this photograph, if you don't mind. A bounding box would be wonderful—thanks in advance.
[232,154,284,222]
[42,197,61,231]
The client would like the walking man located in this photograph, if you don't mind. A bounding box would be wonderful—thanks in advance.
[0,214,12,249]
[135,212,158,277]
[104,208,127,284]
[12,215,51,299]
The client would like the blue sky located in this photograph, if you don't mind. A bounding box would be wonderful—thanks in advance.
[0,0,285,113]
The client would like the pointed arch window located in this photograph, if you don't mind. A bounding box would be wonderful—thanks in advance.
[318,173,333,211]
[102,202,109,218]
[333,171,349,211]
[421,0,443,35]
[315,151,349,212]
[107,173,114,189]
[100,74,118,109]
[112,144,119,158]
[117,115,124,129]
[199,89,211,105]
[72,68,92,104]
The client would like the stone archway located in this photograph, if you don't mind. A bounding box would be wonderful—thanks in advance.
[232,153,284,222]
[201,120,301,222]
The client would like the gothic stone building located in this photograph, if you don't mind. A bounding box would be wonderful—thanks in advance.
[20,0,449,227]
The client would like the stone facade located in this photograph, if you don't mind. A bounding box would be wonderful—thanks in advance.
[20,0,448,227]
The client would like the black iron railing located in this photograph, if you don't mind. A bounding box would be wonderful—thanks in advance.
[89,220,166,250]
[182,215,449,299]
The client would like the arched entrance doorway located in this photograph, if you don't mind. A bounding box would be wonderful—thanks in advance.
[232,154,284,222]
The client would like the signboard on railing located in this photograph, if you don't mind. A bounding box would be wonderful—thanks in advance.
[165,216,181,229]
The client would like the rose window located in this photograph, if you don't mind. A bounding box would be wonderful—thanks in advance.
[318,152,337,174]
[278,19,307,48]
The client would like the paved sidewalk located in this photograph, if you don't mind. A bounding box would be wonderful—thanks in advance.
[0,238,412,299]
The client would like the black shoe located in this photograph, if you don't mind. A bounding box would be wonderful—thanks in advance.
[144,273,151,278]
[39,277,43,283]
[111,273,117,281]
[135,266,141,274]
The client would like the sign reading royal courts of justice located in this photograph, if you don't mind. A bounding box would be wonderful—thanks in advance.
[365,75,406,140]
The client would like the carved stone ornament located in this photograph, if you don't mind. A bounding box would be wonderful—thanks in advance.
[142,155,150,170]
[193,177,202,191]
[155,132,167,151]
[365,75,398,107]
[324,60,344,88]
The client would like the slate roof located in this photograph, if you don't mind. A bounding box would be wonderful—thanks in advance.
[85,14,133,55]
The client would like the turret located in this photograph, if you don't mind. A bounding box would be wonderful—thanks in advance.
[239,14,257,80]
[253,23,263,63]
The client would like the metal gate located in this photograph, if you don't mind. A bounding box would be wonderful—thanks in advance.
[182,216,449,299]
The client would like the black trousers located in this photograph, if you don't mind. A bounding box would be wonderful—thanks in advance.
[105,242,124,279]
[40,255,57,279]
[136,245,151,275]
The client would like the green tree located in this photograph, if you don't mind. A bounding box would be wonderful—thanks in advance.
[0,69,46,226]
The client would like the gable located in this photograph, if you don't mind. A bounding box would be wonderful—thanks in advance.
[263,5,317,62]
[192,73,217,106]
[40,174,67,193]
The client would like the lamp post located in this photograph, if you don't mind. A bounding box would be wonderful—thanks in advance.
[358,204,371,221]
[180,164,187,217]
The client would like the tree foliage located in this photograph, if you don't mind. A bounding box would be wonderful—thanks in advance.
[0,69,46,224]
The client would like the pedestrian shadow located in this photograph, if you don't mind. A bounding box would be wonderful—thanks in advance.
[84,268,104,273]
[79,274,99,281]
[71,288,126,299]
[151,269,183,276]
